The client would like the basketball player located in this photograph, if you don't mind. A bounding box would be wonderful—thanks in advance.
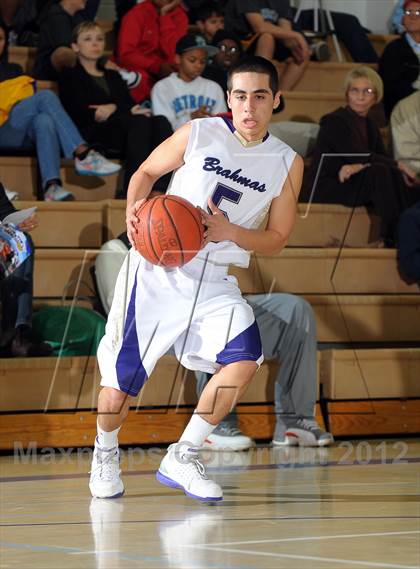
[89,56,304,502]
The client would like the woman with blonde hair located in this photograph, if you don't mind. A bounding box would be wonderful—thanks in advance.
[307,66,420,246]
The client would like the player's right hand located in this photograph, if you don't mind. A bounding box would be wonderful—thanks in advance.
[126,199,146,247]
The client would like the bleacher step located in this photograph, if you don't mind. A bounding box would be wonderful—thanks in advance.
[34,248,98,298]
[0,354,309,412]
[0,157,120,201]
[276,62,378,92]
[321,348,420,400]
[232,249,419,294]
[277,91,345,123]
[18,200,104,248]
[105,200,381,247]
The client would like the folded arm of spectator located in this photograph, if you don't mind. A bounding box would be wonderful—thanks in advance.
[117,14,163,76]
[58,67,98,127]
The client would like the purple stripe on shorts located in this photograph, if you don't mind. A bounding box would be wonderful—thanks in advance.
[115,272,148,396]
[216,320,262,365]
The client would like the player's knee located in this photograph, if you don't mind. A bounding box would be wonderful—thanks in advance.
[34,89,56,105]
[98,387,129,415]
[33,112,55,133]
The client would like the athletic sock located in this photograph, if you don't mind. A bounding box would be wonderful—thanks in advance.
[96,421,120,450]
[178,413,216,450]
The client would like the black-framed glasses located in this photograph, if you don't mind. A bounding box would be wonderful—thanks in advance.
[219,45,239,53]
[348,87,376,97]
[404,9,420,16]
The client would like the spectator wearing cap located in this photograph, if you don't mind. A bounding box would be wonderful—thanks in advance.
[379,0,420,118]
[151,34,227,131]
[116,0,189,103]
[203,29,243,94]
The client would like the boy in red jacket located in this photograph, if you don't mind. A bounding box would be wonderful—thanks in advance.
[116,0,189,102]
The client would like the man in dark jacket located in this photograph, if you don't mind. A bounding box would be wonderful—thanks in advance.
[379,0,420,118]
[0,182,52,357]
[32,0,89,80]
[398,201,420,283]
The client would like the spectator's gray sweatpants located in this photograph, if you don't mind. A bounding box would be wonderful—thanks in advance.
[195,294,317,434]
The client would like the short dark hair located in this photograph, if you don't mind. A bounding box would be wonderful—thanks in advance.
[227,56,279,94]
[196,1,224,22]
[72,20,103,43]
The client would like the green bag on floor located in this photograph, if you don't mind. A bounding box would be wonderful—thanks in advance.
[32,306,106,356]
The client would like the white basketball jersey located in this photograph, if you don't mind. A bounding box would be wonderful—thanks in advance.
[167,117,296,268]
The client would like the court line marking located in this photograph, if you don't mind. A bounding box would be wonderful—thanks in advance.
[185,546,419,569]
[2,516,420,528]
[2,456,420,483]
[188,529,420,547]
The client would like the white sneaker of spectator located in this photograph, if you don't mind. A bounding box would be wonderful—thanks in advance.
[201,424,255,451]
[118,68,142,89]
[75,150,121,177]
[44,183,75,202]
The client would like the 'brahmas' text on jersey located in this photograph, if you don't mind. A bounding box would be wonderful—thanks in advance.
[167,117,297,268]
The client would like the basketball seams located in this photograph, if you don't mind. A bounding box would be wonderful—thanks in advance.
[134,195,203,267]
[146,198,161,264]
[165,196,204,245]
[162,198,184,266]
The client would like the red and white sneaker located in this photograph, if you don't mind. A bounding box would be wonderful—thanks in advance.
[202,425,254,451]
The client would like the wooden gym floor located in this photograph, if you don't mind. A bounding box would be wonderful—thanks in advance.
[1,439,419,569]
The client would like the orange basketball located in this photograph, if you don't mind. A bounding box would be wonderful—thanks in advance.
[133,195,205,267]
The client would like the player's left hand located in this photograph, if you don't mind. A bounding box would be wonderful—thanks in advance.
[198,198,235,246]
[126,199,146,247]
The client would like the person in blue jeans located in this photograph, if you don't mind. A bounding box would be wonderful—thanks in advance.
[196,294,334,449]
[0,22,121,201]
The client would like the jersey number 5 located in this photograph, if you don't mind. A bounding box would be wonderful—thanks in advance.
[210,183,243,221]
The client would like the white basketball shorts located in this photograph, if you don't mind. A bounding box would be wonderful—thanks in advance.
[98,249,263,396]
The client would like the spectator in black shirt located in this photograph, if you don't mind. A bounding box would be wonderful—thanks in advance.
[33,0,89,80]
[58,21,173,196]
[224,0,311,90]
[379,0,420,118]
[195,1,225,43]
[203,29,243,94]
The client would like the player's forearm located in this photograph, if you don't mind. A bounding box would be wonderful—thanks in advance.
[126,168,156,213]
[229,225,288,255]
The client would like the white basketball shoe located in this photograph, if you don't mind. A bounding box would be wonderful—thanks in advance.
[156,443,223,502]
[89,443,125,499]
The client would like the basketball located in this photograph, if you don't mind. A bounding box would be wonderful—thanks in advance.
[133,195,204,267]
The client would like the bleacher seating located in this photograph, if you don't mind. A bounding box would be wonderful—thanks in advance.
[1,31,419,450]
